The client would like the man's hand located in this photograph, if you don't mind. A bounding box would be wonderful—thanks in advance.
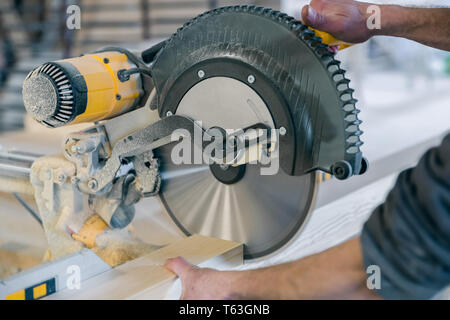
[165,238,379,300]
[301,0,373,43]
[165,257,243,300]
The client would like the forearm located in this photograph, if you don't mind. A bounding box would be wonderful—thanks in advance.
[302,1,450,51]
[375,5,450,51]
[229,238,379,299]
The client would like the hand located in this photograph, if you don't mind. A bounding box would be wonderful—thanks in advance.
[165,257,243,300]
[301,0,374,43]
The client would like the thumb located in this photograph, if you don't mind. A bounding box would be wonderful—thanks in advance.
[301,5,326,29]
[165,256,195,279]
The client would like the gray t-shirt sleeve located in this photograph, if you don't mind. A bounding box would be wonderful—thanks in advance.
[361,134,450,299]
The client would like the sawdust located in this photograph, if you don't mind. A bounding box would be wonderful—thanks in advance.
[0,264,19,279]
[30,155,86,261]
[0,249,42,279]
[92,229,157,267]
[29,155,158,269]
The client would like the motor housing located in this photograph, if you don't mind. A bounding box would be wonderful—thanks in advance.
[23,50,144,128]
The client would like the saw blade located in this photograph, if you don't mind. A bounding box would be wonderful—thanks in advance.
[155,76,317,260]
[150,5,363,259]
[157,149,317,260]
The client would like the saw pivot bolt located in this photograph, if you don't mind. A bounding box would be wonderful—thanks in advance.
[198,70,205,79]
[166,111,173,117]
[332,161,353,180]
[247,75,255,84]
[279,127,287,136]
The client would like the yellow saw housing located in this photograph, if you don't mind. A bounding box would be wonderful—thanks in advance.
[22,50,145,127]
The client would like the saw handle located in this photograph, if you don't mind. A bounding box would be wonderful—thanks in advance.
[142,40,168,63]
[311,28,354,50]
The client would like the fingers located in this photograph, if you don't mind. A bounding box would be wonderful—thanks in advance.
[302,5,327,29]
[165,256,195,279]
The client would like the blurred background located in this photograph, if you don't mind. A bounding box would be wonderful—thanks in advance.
[0,0,278,133]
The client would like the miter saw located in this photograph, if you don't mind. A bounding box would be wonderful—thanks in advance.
[20,6,367,261]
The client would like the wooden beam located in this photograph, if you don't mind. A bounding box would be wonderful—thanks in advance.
[47,235,242,300]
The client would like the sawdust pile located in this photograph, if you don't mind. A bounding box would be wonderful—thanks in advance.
[28,155,158,270]
[31,155,85,261]
[92,229,157,267]
[0,264,19,280]
[0,249,42,279]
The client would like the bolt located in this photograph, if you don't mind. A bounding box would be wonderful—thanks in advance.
[88,179,98,190]
[198,70,205,79]
[71,177,80,184]
[116,94,121,100]
[247,75,255,84]
[166,111,173,117]
[279,127,287,136]
[71,144,83,154]
[103,58,110,64]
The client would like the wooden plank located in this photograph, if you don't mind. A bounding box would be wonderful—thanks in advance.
[47,235,242,300]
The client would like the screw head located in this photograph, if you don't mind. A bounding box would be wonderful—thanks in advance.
[166,111,173,117]
[279,127,287,136]
[71,177,80,184]
[116,94,122,100]
[247,75,255,84]
[88,179,98,190]
[198,70,205,78]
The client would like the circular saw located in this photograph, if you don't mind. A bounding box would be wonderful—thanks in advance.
[22,6,367,260]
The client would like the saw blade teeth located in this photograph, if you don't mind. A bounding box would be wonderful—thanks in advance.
[340,92,355,103]
[275,12,288,21]
[346,146,361,154]
[332,69,346,77]
[328,59,341,66]
[336,78,350,86]
[346,135,360,144]
[155,5,365,178]
[345,122,357,131]
[344,98,358,106]
[343,104,355,112]
[253,6,265,14]
[301,31,314,41]
[344,114,358,122]
[344,108,360,116]
[291,22,307,33]
[315,44,329,55]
